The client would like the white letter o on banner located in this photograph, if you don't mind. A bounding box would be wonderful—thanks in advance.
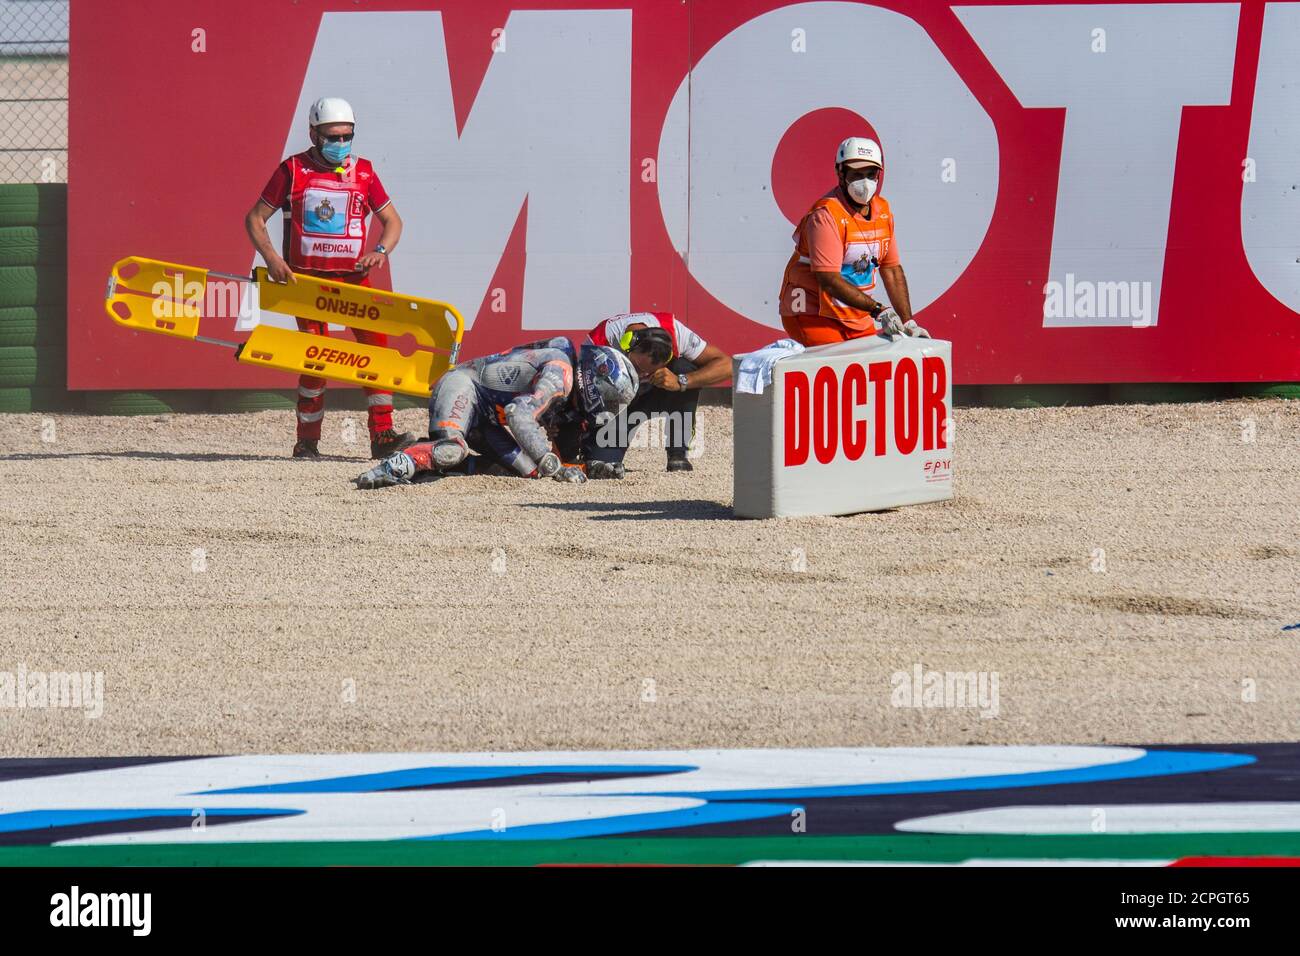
[658,1,998,327]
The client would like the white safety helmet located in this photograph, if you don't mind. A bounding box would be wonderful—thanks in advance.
[308,97,355,127]
[836,136,883,169]
[578,344,639,411]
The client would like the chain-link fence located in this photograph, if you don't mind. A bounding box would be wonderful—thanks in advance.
[0,0,68,183]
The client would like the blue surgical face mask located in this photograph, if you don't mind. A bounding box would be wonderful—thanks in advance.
[320,139,351,165]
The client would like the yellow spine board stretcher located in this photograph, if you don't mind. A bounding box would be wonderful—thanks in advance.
[104,256,464,397]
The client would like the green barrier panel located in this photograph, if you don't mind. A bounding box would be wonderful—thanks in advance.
[0,225,67,267]
[1110,383,1228,404]
[0,305,66,347]
[0,184,68,228]
[0,386,80,413]
[0,265,65,309]
[1234,382,1300,400]
[84,390,209,416]
[392,392,425,410]
[0,344,64,387]
[210,390,296,412]
[982,385,1106,408]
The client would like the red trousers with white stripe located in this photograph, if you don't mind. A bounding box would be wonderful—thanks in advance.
[292,269,394,441]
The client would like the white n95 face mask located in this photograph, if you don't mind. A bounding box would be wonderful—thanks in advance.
[846,175,877,204]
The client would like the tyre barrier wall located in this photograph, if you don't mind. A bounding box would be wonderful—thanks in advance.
[0,184,69,411]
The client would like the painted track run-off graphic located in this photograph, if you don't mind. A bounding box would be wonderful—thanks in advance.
[1,744,1296,866]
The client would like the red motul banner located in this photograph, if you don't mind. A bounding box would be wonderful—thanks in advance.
[69,0,1300,388]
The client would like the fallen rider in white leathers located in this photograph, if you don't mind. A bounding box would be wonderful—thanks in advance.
[353,336,638,488]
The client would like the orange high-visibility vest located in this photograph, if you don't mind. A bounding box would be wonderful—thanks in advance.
[780,190,896,332]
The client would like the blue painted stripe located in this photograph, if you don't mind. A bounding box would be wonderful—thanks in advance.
[199,751,1249,801]
[416,800,803,841]
[202,764,698,795]
[630,750,1254,801]
[0,808,301,834]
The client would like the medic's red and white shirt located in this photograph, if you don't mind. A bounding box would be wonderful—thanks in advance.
[587,312,707,363]
[259,150,391,274]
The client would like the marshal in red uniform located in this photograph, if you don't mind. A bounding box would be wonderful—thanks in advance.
[246,96,414,460]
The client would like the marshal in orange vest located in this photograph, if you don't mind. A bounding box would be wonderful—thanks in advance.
[779,188,898,336]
